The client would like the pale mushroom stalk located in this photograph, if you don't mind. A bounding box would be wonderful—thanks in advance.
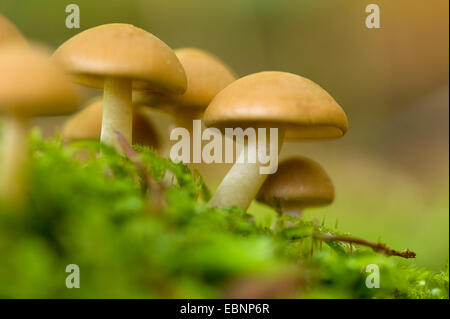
[101,78,132,152]
[204,72,348,211]
[280,202,303,218]
[0,114,28,202]
[0,45,79,206]
[208,128,285,210]
[52,23,187,154]
[62,97,160,150]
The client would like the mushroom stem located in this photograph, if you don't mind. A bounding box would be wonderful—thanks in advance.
[281,202,303,218]
[208,128,285,210]
[0,114,28,204]
[101,77,132,153]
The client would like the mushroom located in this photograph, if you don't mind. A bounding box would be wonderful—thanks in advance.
[52,23,186,153]
[203,71,348,210]
[0,45,79,203]
[0,14,27,46]
[62,97,159,149]
[256,157,335,218]
[133,48,236,153]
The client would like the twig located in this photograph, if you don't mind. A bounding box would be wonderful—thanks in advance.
[313,233,416,259]
[114,129,140,159]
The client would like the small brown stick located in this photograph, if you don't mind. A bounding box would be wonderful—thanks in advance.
[313,233,416,259]
[115,129,140,158]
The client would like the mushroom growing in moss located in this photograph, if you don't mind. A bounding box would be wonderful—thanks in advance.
[203,71,348,210]
[0,45,79,204]
[52,23,187,153]
[257,157,335,218]
[62,97,159,149]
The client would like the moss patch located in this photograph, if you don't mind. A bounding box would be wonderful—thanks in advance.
[0,130,448,298]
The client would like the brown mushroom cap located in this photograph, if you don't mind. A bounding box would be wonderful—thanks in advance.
[62,97,159,148]
[0,14,26,46]
[62,97,103,142]
[52,23,187,94]
[257,156,335,209]
[0,45,79,116]
[134,47,236,109]
[203,71,348,140]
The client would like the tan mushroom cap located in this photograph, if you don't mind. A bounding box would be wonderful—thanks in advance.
[62,98,159,148]
[52,23,187,94]
[257,157,334,209]
[0,14,27,46]
[203,71,348,140]
[134,48,236,109]
[0,45,79,116]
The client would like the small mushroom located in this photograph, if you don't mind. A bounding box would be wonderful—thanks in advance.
[62,97,159,150]
[52,24,186,153]
[0,14,27,46]
[203,71,348,210]
[0,45,79,203]
[133,48,236,153]
[257,157,335,218]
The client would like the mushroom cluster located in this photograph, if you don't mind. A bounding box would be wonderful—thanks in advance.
[203,72,348,210]
[0,15,348,219]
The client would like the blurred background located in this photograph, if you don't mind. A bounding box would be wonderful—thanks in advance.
[0,0,448,269]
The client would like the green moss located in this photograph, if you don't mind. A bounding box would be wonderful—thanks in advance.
[0,131,447,298]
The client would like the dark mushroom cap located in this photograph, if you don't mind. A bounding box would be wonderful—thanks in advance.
[257,156,335,210]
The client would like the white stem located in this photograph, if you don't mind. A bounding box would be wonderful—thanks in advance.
[0,115,28,204]
[101,77,132,153]
[282,205,303,218]
[208,128,285,210]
